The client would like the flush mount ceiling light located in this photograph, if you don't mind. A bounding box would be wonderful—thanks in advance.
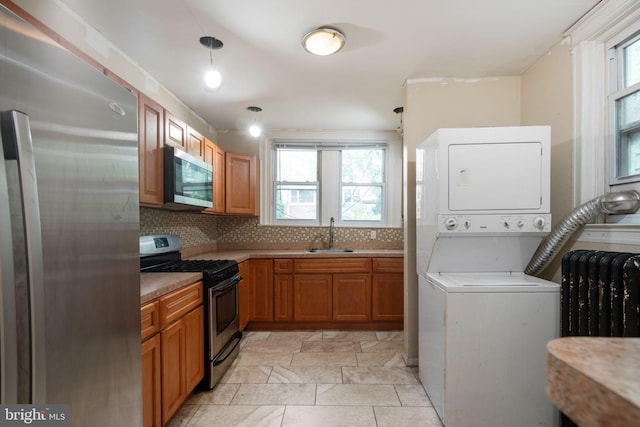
[302,27,345,56]
[200,36,223,89]
[247,106,262,137]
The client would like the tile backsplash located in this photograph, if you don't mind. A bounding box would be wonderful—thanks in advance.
[140,207,404,255]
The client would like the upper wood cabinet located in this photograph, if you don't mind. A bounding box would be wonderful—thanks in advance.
[164,112,187,151]
[225,151,259,216]
[138,94,164,207]
[164,111,204,159]
[203,139,225,214]
[186,126,205,159]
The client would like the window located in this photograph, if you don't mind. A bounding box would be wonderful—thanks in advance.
[274,149,318,221]
[340,149,385,223]
[610,31,640,185]
[568,0,640,226]
[267,139,400,227]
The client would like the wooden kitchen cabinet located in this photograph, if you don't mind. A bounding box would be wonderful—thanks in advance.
[372,274,404,321]
[238,261,250,331]
[164,112,187,151]
[294,274,333,321]
[142,281,203,427]
[225,151,259,216]
[274,274,294,321]
[138,94,164,207]
[372,257,404,321]
[141,300,161,427]
[184,306,205,392]
[160,318,186,423]
[250,259,273,321]
[203,139,226,214]
[141,334,161,427]
[186,126,205,159]
[333,274,371,321]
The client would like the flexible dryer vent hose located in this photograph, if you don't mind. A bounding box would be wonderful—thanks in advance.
[525,190,640,276]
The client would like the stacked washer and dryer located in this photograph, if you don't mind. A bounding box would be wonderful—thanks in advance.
[416,126,560,427]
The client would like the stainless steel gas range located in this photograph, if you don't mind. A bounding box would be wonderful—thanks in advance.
[140,234,242,389]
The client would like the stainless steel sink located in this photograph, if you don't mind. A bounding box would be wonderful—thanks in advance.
[306,248,356,254]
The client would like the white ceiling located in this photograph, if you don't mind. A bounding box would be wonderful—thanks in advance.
[59,0,600,132]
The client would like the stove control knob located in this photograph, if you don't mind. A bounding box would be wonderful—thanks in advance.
[534,216,546,230]
[444,217,458,230]
[464,219,471,229]
[516,219,525,228]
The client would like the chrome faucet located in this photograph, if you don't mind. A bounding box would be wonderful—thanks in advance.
[328,217,335,249]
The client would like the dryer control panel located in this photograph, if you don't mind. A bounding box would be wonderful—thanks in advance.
[438,213,551,234]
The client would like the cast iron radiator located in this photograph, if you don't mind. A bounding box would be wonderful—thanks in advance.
[560,250,640,426]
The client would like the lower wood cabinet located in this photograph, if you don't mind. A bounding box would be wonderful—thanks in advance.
[250,259,274,321]
[141,281,203,427]
[246,257,403,329]
[333,274,372,321]
[294,274,333,321]
[141,334,161,427]
[274,274,294,321]
[161,305,204,422]
[372,274,404,321]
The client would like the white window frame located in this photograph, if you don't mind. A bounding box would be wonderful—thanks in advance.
[567,0,640,226]
[261,136,402,227]
[608,30,640,186]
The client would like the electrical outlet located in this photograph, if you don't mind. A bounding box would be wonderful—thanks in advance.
[370,230,377,240]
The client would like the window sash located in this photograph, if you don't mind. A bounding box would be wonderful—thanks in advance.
[610,29,640,185]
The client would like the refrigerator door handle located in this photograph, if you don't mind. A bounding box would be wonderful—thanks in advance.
[1,110,46,403]
[0,115,18,403]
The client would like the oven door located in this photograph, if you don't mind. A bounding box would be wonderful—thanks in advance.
[208,273,241,360]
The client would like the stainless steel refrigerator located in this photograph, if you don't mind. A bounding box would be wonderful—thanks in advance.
[0,4,141,426]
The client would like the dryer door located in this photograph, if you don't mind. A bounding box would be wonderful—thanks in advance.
[448,142,543,211]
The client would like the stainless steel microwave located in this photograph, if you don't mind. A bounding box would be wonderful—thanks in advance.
[163,146,213,210]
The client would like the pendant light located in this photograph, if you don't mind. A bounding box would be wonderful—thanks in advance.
[200,36,223,89]
[394,107,404,136]
[247,106,262,137]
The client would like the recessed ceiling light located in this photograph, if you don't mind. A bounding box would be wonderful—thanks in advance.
[302,27,345,56]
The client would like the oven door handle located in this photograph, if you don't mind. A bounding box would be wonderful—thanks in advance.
[209,273,242,294]
[212,332,242,366]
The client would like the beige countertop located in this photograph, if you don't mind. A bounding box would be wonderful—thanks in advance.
[188,248,404,263]
[140,272,202,305]
[140,249,404,304]
[546,337,640,427]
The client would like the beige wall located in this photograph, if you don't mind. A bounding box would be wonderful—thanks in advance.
[7,0,218,141]
[520,39,640,280]
[402,76,522,363]
[521,40,574,228]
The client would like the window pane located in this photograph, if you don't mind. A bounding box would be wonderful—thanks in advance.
[277,150,317,182]
[341,149,383,183]
[276,184,317,220]
[341,185,382,221]
[624,36,640,88]
[616,90,640,178]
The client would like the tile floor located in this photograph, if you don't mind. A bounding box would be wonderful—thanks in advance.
[168,330,443,427]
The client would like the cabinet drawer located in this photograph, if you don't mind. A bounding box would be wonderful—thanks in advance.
[141,301,160,341]
[273,258,293,274]
[294,258,371,274]
[372,257,403,273]
[159,281,203,327]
